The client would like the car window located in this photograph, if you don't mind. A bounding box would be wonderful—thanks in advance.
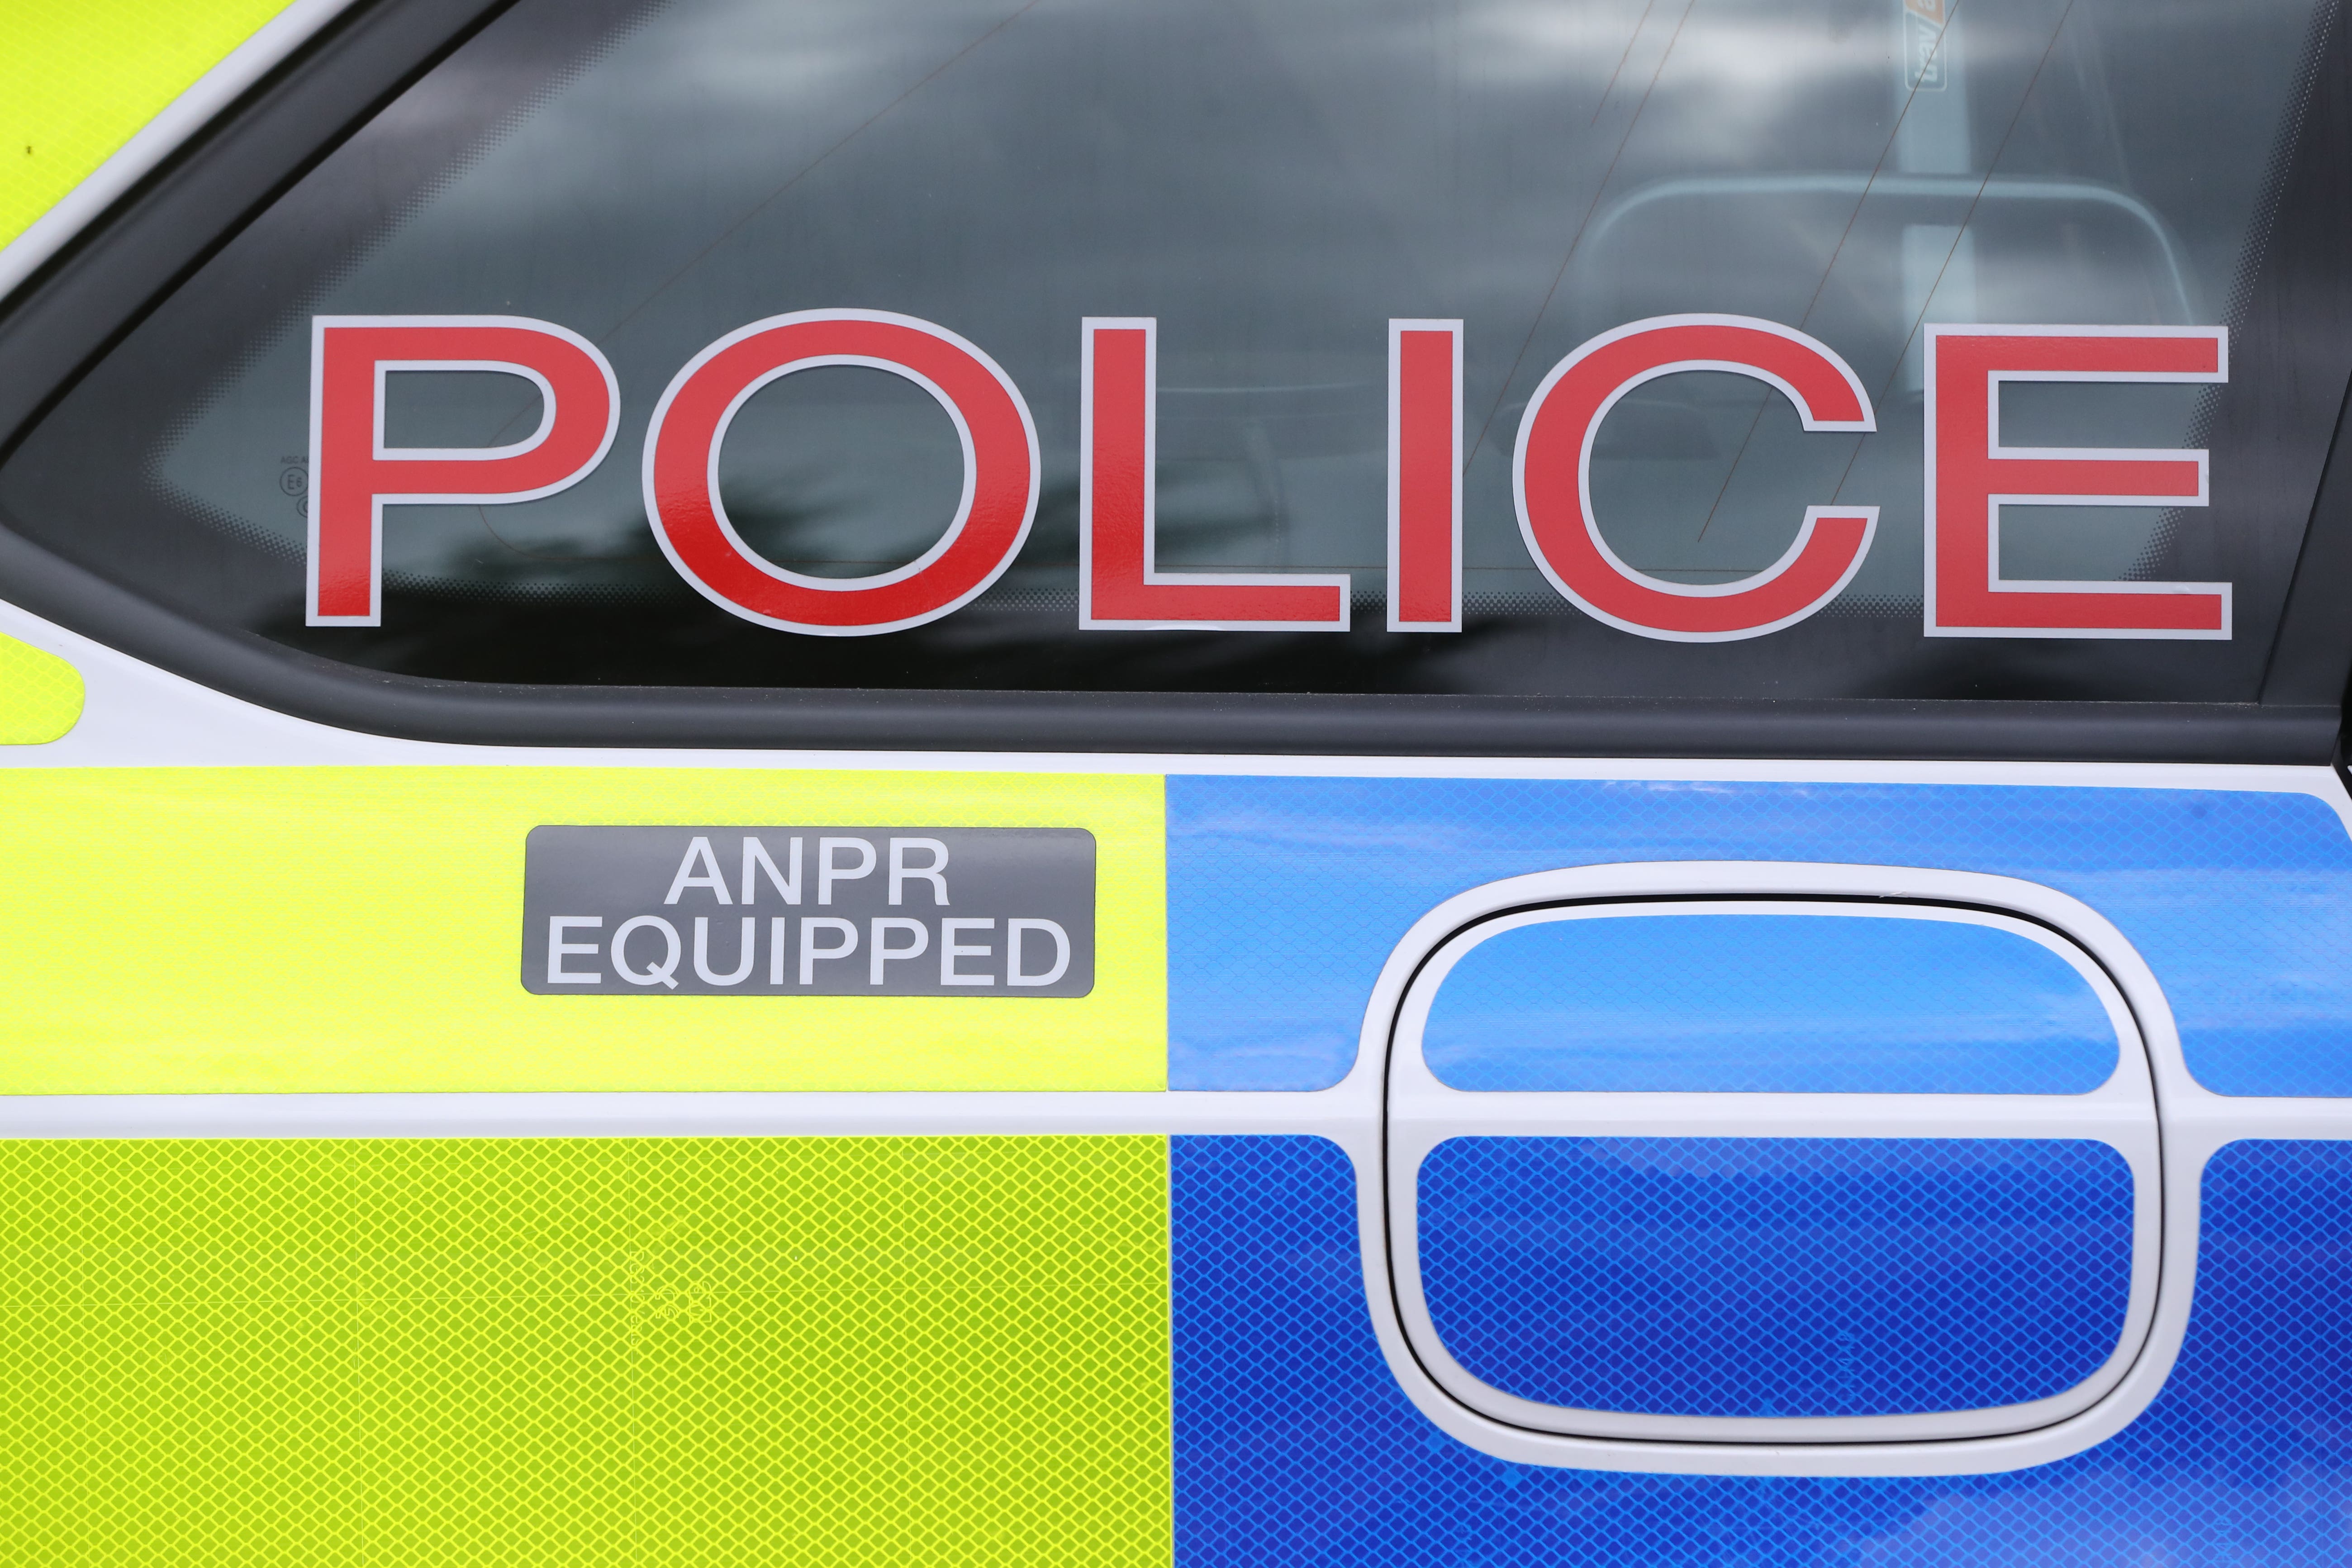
[0,0,2336,707]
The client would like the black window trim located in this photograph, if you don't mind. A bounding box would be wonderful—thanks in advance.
[0,0,2346,763]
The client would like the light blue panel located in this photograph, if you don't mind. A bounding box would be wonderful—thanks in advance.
[1165,779,2352,1094]
[1424,912,2119,1093]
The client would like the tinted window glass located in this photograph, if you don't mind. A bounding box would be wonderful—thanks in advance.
[0,0,2337,702]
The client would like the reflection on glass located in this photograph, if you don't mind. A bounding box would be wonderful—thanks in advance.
[0,0,2330,699]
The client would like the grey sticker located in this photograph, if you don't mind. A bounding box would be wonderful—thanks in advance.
[522,827,1094,997]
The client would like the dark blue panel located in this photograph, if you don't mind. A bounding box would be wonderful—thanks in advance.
[1171,1135,2352,1568]
[1416,1137,2133,1416]
[1424,912,2117,1093]
[1165,779,2352,1094]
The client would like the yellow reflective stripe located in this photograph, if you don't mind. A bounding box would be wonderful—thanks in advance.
[0,630,81,743]
[0,1134,1174,1565]
[0,0,294,249]
[0,767,1167,1093]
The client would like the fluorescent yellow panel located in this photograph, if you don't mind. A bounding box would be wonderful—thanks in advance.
[0,1136,1174,1566]
[0,631,82,743]
[0,1,294,249]
[0,767,1166,1092]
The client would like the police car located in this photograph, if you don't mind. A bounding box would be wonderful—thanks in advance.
[2,0,2349,1563]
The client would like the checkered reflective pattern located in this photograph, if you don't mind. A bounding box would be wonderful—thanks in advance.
[0,1137,1171,1567]
[1173,1135,2352,1568]
[1167,778,2352,1095]
[1416,1136,2133,1416]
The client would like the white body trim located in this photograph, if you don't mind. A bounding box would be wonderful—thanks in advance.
[1373,870,2167,1464]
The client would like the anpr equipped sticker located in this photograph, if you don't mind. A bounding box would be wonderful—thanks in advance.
[521,826,1095,997]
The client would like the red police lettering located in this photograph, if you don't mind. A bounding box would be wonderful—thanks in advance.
[1515,314,1878,641]
[307,315,618,626]
[643,309,1038,635]
[1925,326,2228,638]
[1388,319,1463,632]
[1080,317,1352,630]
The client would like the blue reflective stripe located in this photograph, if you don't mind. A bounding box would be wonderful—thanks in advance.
[1166,778,2352,1095]
[1424,912,2118,1094]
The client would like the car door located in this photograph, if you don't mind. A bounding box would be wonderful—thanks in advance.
[3,0,2351,1564]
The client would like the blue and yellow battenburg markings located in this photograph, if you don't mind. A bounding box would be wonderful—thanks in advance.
[7,6,2352,1563]
[2,770,2351,1562]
